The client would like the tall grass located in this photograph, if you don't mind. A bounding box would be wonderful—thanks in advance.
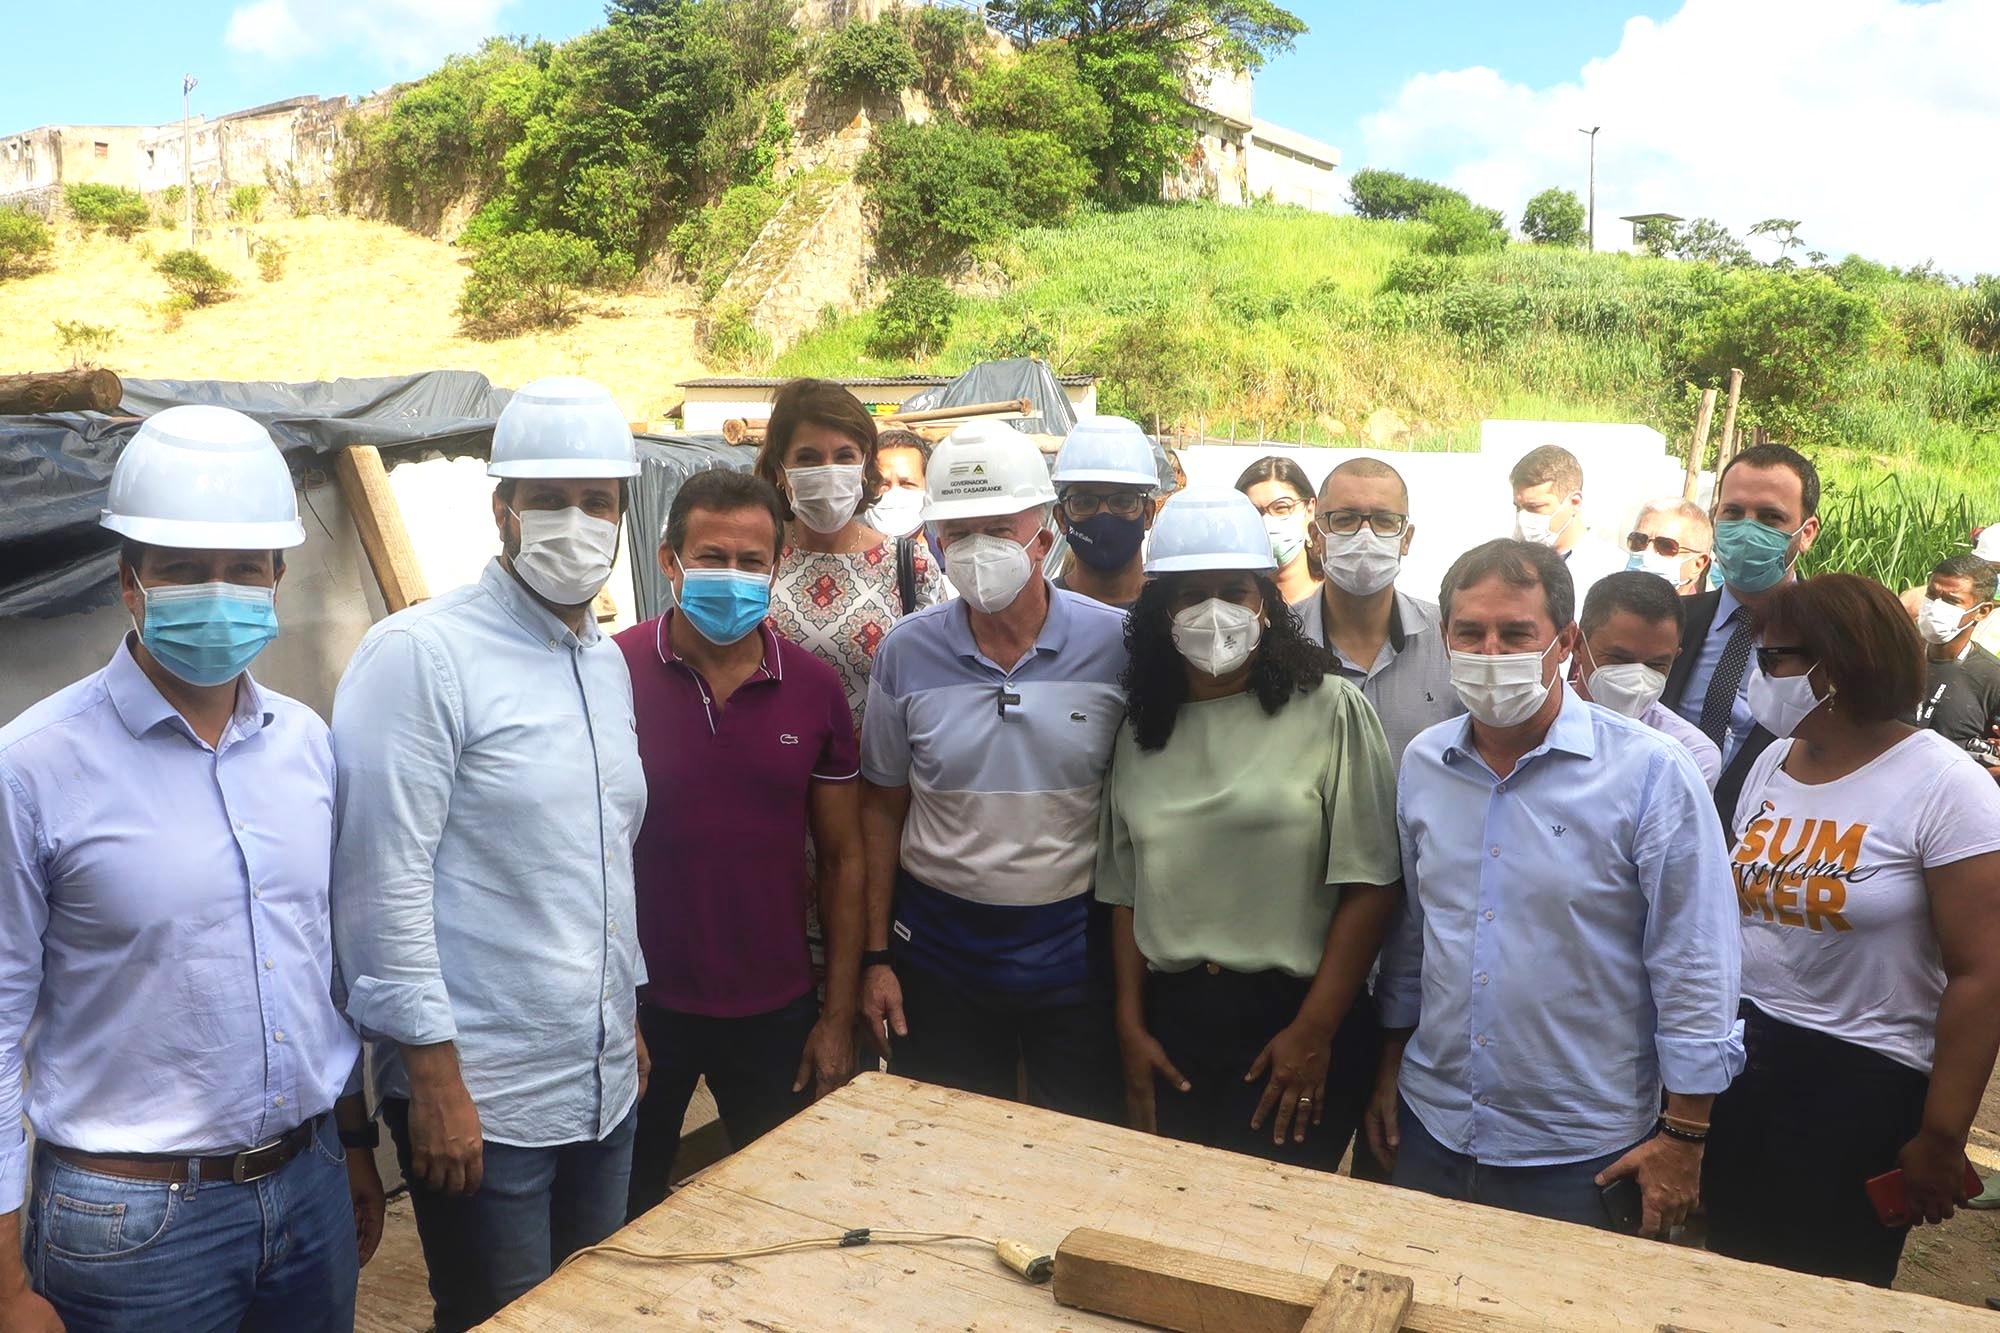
[1805,473,1981,591]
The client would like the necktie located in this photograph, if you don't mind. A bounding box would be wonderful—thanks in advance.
[1700,609,1753,747]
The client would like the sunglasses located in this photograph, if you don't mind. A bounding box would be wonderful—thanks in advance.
[1754,646,1814,673]
[1626,532,1707,559]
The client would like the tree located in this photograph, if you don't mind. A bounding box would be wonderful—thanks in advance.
[1347,168,1467,222]
[456,228,606,335]
[867,275,956,357]
[0,207,55,278]
[1420,197,1506,256]
[860,122,1024,271]
[1748,217,1806,268]
[814,19,923,98]
[964,46,1110,150]
[155,249,236,305]
[65,183,151,239]
[1637,216,1753,267]
[1520,187,1585,248]
[1681,270,1883,441]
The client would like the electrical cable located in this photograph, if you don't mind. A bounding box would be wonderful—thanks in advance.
[556,1228,1054,1283]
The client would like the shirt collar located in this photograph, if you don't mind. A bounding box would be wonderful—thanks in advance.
[105,636,272,742]
[946,579,1069,665]
[1306,588,1428,663]
[1441,683,1596,766]
[1716,583,1745,628]
[481,558,600,651]
[653,611,781,682]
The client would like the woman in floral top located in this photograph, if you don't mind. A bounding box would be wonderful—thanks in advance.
[757,380,947,731]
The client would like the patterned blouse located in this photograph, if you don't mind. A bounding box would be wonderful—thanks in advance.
[766,537,947,733]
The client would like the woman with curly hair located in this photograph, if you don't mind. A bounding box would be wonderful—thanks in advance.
[1095,489,1403,1170]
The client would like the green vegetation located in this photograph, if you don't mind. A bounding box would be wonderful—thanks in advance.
[0,207,54,278]
[1349,168,1477,223]
[65,184,151,239]
[226,185,266,222]
[52,318,115,368]
[695,301,770,370]
[867,275,955,357]
[1420,197,1506,257]
[155,248,236,305]
[456,228,616,336]
[667,183,778,299]
[253,237,288,282]
[812,18,921,98]
[1521,188,1585,248]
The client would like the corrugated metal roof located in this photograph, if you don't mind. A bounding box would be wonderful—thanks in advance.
[679,373,1095,389]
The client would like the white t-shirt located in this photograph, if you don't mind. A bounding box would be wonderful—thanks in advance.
[1729,729,2000,1073]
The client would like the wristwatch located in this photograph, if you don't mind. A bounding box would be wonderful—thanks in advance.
[339,1121,382,1151]
[861,949,895,969]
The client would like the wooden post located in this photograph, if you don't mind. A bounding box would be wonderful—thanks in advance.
[1716,368,1744,468]
[1300,1266,1413,1333]
[333,445,428,614]
[1682,386,1718,501]
[0,368,122,414]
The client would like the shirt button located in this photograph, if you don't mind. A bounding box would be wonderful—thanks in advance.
[274,1095,285,1107]
[1489,846,1501,858]
[252,887,263,899]
[1495,782,1507,794]
[273,1030,285,1042]
[1476,972,1489,985]
[1475,1034,1488,1047]
[263,957,274,970]
[1478,1094,1492,1106]
[1483,910,1495,921]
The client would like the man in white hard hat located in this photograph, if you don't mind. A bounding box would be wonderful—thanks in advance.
[857,421,1126,1121]
[0,406,382,1332]
[1050,415,1159,611]
[330,377,648,1332]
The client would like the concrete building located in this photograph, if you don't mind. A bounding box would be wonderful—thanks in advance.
[1169,62,1344,212]
[0,95,350,213]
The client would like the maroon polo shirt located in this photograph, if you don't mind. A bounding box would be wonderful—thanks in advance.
[613,613,860,1018]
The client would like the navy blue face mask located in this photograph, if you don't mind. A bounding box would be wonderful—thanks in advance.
[1066,512,1146,572]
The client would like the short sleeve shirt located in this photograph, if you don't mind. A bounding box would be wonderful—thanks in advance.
[1912,644,2000,750]
[1095,678,1402,977]
[1730,729,2000,1073]
[614,615,859,1018]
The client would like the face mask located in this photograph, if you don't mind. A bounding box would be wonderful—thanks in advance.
[136,578,279,687]
[1450,640,1562,728]
[1322,528,1402,597]
[1916,597,1976,647]
[1712,518,1801,595]
[510,505,619,605]
[867,487,926,539]
[1514,507,1573,549]
[1172,598,1262,677]
[786,465,866,535]
[1067,512,1146,572]
[1266,514,1310,567]
[1586,661,1667,719]
[1748,665,1829,738]
[1625,548,1686,585]
[945,533,1036,614]
[675,567,771,645]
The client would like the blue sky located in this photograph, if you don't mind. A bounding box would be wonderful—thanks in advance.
[3,1,1992,273]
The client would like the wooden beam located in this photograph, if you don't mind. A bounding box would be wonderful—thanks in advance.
[1682,386,1718,501]
[333,444,429,614]
[1302,1266,1413,1333]
[885,397,1032,426]
[1716,368,1744,469]
[0,368,122,414]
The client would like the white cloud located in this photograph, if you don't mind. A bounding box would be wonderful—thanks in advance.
[1358,0,2000,276]
[225,0,515,74]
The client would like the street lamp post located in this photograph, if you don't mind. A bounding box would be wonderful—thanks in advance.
[1578,125,1600,252]
[183,74,198,248]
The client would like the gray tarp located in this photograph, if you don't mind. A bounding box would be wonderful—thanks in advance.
[897,356,1079,436]
[0,371,742,620]
[624,436,758,621]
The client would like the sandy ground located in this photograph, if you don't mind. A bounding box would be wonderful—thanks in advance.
[0,215,708,422]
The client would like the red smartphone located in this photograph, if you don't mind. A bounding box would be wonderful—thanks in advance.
[1865,1161,1983,1226]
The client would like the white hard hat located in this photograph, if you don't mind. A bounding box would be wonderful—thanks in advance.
[1052,415,1158,488]
[1144,488,1277,574]
[488,376,638,479]
[921,420,1056,524]
[99,405,305,550]
[1974,526,2000,563]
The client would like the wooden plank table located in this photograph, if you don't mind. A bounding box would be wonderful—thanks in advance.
[483,1074,1999,1331]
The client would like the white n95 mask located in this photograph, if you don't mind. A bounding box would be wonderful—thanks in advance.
[1916,597,1973,647]
[786,465,866,534]
[868,488,927,539]
[511,506,619,605]
[1450,641,1561,728]
[1172,598,1262,677]
[1322,528,1402,597]
[1748,667,1829,739]
[1586,662,1667,719]
[945,534,1036,614]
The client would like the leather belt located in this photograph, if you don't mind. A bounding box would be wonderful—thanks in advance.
[46,1115,322,1185]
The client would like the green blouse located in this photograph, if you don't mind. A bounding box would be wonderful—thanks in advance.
[1095,676,1402,978]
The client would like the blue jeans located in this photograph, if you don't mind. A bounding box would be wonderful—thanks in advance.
[385,1099,636,1333]
[23,1115,357,1333]
[1390,1099,1636,1229]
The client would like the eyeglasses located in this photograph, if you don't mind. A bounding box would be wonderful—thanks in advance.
[1754,646,1814,673]
[1317,510,1409,538]
[1256,497,1309,519]
[1059,490,1149,520]
[1627,532,1707,559]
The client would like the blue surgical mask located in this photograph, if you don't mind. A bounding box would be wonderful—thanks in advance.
[675,567,770,645]
[136,578,279,687]
[1066,512,1146,572]
[1712,518,1802,594]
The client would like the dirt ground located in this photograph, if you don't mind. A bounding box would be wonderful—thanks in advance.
[0,215,708,422]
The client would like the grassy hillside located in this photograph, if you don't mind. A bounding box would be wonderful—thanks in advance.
[0,216,706,423]
[777,203,1999,502]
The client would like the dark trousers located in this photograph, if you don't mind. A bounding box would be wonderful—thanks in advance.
[627,992,819,1218]
[1144,966,1380,1173]
[1391,1099,1638,1229]
[1704,1002,1930,1287]
[889,958,1122,1124]
[384,1098,635,1333]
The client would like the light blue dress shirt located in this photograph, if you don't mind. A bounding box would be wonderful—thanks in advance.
[1379,687,1744,1166]
[1671,586,1761,767]
[331,560,647,1147]
[0,642,361,1208]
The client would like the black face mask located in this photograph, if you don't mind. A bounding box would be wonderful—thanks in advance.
[1067,512,1146,572]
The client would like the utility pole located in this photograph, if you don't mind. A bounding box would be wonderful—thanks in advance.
[182,74,198,248]
[1578,125,1600,252]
